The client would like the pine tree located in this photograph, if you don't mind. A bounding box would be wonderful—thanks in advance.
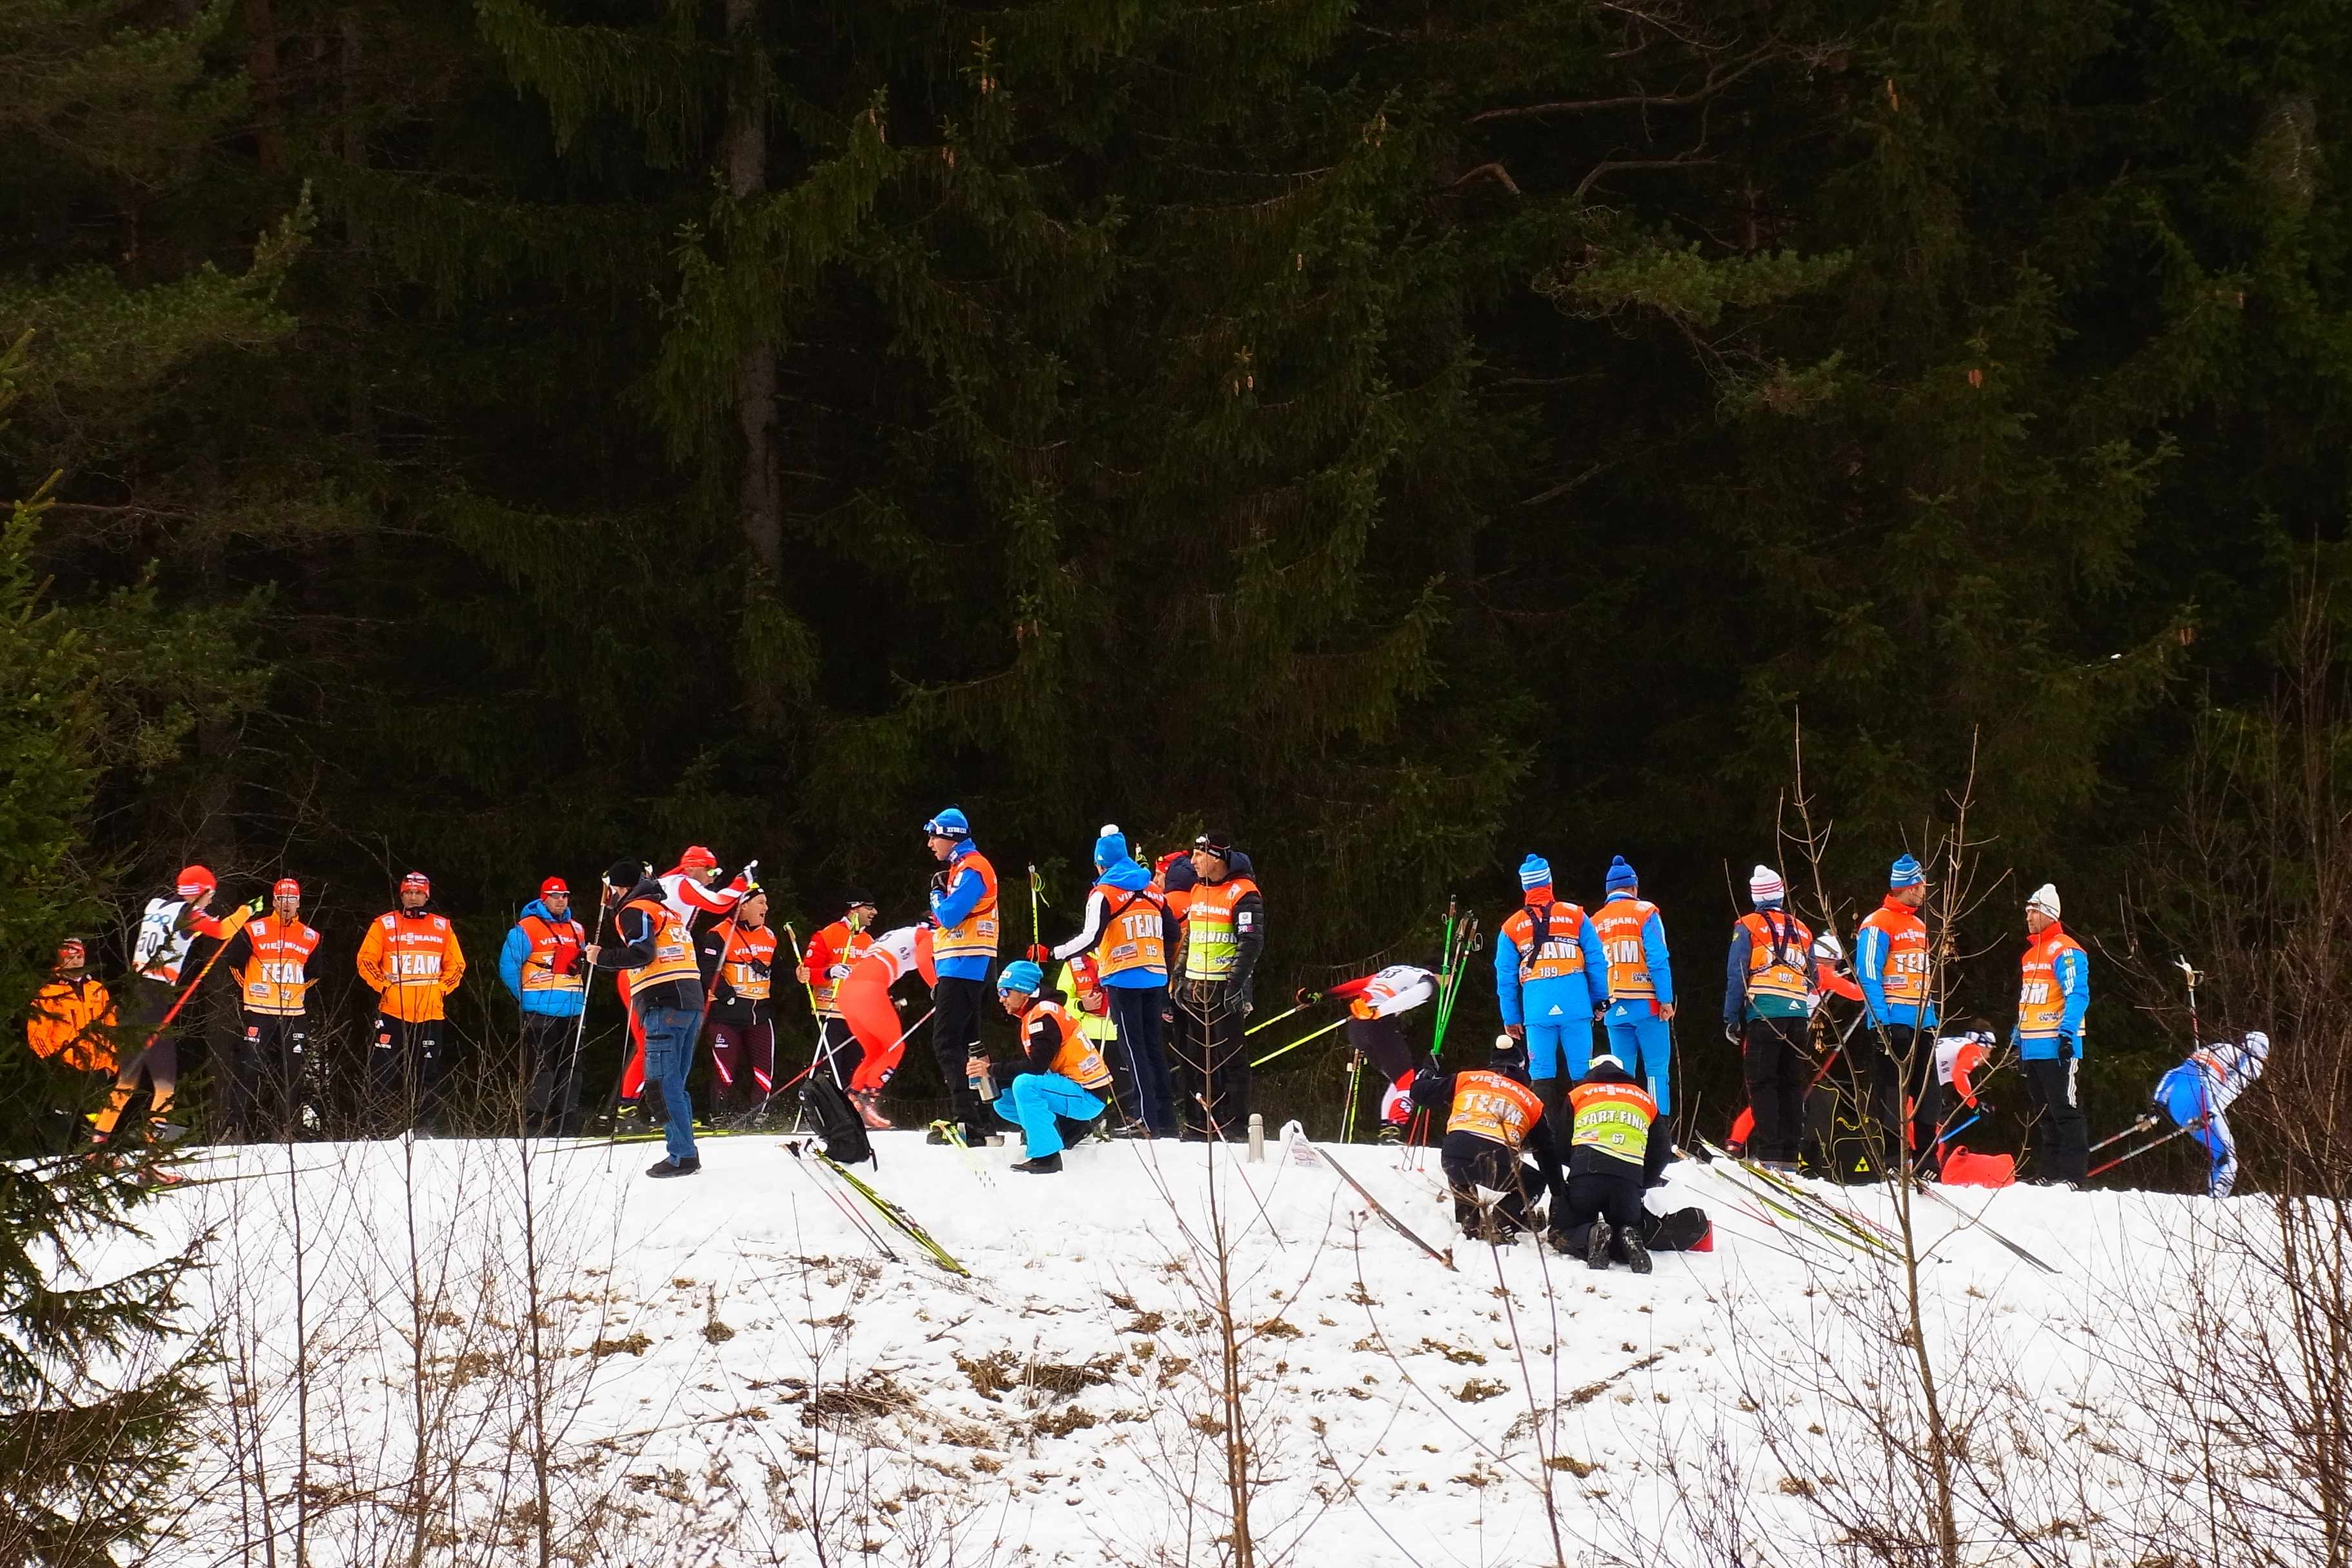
[0,327,257,1565]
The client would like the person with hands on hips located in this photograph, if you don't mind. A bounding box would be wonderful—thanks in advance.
[2013,883,2089,1185]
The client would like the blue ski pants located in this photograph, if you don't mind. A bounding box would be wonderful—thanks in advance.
[1522,980,1596,1083]
[1603,1011,1674,1116]
[995,1072,1105,1158]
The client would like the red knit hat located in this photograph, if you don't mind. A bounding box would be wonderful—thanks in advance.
[540,876,570,897]
[274,878,301,898]
[176,865,216,900]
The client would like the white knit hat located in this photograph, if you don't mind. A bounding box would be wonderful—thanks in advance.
[1750,865,1785,907]
[2026,883,2061,919]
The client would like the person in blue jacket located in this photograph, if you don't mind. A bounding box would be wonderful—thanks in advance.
[2013,882,2090,1184]
[1051,825,1176,1136]
[498,876,590,1134]
[1592,856,1678,1115]
[1493,854,1610,1121]
[925,807,1002,1145]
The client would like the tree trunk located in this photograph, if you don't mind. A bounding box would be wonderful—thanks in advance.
[243,0,285,174]
[723,0,781,574]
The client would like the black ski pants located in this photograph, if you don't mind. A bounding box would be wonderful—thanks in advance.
[1841,1023,1919,1179]
[369,1014,445,1134]
[2022,1053,2089,1185]
[1741,1015,1811,1166]
[1106,984,1176,1135]
[932,976,991,1138]
[1440,1133,1545,1237]
[1171,982,1249,1137]
[1558,1166,1648,1255]
[519,1011,583,1135]
[227,1014,312,1141]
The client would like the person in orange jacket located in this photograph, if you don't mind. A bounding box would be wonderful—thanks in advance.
[28,938,116,1074]
[26,939,116,1148]
[356,871,467,1132]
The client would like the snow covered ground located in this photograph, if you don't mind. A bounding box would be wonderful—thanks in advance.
[134,1128,2289,1567]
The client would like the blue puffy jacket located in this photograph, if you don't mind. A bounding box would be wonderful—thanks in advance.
[499,898,587,1020]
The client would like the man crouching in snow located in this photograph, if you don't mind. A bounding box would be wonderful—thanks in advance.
[967,960,1111,1174]
[1553,1052,1672,1273]
[1410,1036,1570,1243]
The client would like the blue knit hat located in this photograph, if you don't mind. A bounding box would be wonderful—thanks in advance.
[1094,823,1128,870]
[1890,854,1925,889]
[1604,855,1637,894]
[996,959,1044,996]
[1518,854,1552,890]
[923,807,970,840]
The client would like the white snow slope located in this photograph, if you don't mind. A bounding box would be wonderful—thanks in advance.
[134,1128,2285,1567]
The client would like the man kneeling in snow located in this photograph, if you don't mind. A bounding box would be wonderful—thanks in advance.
[1410,1037,1570,1243]
[1553,1052,1672,1274]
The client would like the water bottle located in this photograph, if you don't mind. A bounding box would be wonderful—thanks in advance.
[969,1061,996,1103]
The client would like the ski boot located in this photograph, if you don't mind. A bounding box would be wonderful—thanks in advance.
[849,1089,892,1130]
[1011,1153,1063,1174]
[1623,1226,1652,1274]
[1586,1217,1613,1271]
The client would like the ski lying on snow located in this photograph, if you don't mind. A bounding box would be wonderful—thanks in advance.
[927,1121,999,1189]
[1288,1125,1455,1271]
[779,1140,970,1278]
[1905,1175,2062,1276]
[783,1141,902,1263]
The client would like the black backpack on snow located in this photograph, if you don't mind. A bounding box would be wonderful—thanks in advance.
[799,1073,874,1165]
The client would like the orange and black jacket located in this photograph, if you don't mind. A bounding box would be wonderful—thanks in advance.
[599,878,705,1014]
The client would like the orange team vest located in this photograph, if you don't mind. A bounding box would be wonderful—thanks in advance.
[1093,883,1169,981]
[1737,910,1814,1007]
[1569,1078,1658,1163]
[1181,878,1260,981]
[1445,1069,1546,1149]
[807,921,874,1016]
[1027,998,1112,1091]
[1502,901,1593,983]
[238,915,322,1016]
[622,897,701,996]
[517,914,586,997]
[934,852,1001,965]
[719,923,778,1001]
[28,978,115,1072]
[1858,903,1931,1007]
[1591,898,1661,1001]
[2017,926,2084,1038]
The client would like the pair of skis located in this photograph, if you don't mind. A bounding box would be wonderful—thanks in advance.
[1695,1139,2058,1276]
[780,1140,970,1277]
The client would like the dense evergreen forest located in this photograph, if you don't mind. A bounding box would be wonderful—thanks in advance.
[6,0,2351,1136]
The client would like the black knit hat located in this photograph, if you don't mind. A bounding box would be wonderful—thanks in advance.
[1194,831,1233,860]
[605,858,648,890]
[841,889,877,912]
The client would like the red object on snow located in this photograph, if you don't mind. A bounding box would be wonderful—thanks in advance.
[1691,1222,1715,1252]
[1940,1147,2015,1188]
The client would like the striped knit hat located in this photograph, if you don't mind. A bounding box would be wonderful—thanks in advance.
[1519,854,1552,890]
[1890,854,1925,890]
[1749,865,1785,908]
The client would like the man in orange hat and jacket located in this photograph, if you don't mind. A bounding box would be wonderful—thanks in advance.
[357,870,466,1133]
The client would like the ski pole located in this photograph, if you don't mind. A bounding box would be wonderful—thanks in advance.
[1340,1052,1363,1142]
[1244,990,1322,1036]
[2088,1121,2197,1180]
[2089,1113,2160,1156]
[779,1006,933,1095]
[144,897,262,1045]
[1029,863,1043,948]
[1251,1014,1348,1069]
[555,894,609,1135]
[2176,956,2204,1049]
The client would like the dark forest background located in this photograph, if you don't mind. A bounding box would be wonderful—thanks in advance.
[7,0,2351,1158]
